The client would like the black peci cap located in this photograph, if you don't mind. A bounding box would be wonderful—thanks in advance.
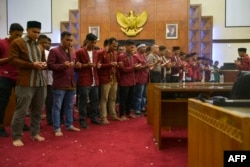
[27,21,41,29]
[238,48,247,52]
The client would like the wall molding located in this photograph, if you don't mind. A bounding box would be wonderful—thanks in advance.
[213,39,250,43]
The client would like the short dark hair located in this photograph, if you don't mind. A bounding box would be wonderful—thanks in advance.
[61,31,72,39]
[159,45,166,51]
[180,52,186,56]
[125,39,135,46]
[103,39,109,47]
[108,37,118,45]
[86,33,97,41]
[38,34,48,41]
[47,37,51,42]
[146,46,151,53]
[9,23,24,32]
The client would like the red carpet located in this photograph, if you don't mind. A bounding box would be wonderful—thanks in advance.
[0,116,187,167]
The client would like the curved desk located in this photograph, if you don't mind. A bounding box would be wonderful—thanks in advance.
[188,98,250,167]
[147,82,233,149]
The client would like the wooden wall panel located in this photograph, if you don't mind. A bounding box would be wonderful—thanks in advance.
[79,0,189,52]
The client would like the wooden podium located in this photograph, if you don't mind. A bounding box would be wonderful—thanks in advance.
[188,99,250,167]
[220,70,239,82]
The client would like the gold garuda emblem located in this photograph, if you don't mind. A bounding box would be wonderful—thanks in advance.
[116,10,148,37]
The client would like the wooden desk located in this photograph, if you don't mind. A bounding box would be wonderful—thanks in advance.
[147,82,233,149]
[188,99,250,167]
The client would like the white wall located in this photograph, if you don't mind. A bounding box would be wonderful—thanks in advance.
[190,0,250,66]
[0,0,78,43]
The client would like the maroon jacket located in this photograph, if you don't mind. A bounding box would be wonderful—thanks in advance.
[237,55,250,71]
[170,55,181,75]
[118,52,135,86]
[133,53,149,84]
[47,45,76,89]
[75,47,99,86]
[97,49,118,84]
[0,38,18,81]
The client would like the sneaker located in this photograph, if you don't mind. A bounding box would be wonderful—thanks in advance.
[0,128,9,137]
[134,110,142,115]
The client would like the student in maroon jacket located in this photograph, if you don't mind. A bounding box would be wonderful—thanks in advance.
[132,43,149,115]
[47,31,80,136]
[117,40,139,120]
[0,23,24,137]
[170,46,181,83]
[235,48,250,71]
[98,37,122,124]
[75,33,102,129]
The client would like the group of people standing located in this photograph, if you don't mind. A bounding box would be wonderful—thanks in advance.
[0,21,149,147]
[0,20,249,147]
[147,45,221,83]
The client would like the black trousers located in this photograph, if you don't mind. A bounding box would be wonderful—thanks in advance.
[170,76,179,83]
[0,77,15,126]
[45,85,53,124]
[119,86,134,116]
[150,71,161,83]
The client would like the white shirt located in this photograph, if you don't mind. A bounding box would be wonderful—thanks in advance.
[43,50,53,85]
[87,50,96,86]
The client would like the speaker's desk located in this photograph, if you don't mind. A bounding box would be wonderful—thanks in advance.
[147,82,233,149]
[188,98,250,167]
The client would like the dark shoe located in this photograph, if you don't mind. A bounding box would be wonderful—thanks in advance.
[134,110,142,115]
[0,128,9,137]
[91,118,102,125]
[23,124,30,131]
[80,123,89,129]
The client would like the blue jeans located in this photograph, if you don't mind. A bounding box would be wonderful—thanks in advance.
[78,86,99,124]
[133,83,147,114]
[52,89,75,131]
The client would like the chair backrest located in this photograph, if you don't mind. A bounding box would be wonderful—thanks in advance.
[230,71,250,99]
